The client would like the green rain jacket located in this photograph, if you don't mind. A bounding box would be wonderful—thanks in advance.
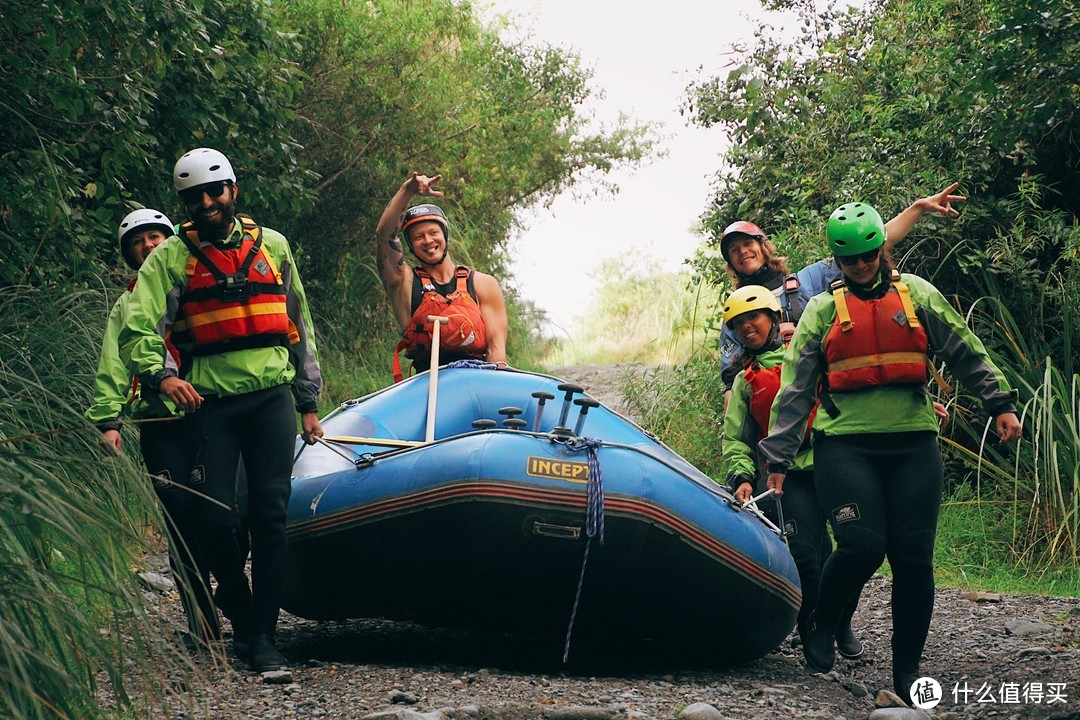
[118,217,322,412]
[85,288,179,429]
[758,273,1017,472]
[723,345,813,481]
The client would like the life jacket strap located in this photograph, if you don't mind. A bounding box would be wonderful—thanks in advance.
[781,274,803,324]
[832,284,854,332]
[891,271,922,329]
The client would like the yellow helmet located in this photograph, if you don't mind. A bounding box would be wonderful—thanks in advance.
[722,285,781,327]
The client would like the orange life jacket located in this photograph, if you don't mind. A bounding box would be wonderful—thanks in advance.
[744,359,817,441]
[171,214,297,357]
[392,267,487,382]
[823,273,928,392]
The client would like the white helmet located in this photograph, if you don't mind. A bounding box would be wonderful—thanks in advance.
[117,208,173,269]
[173,147,236,192]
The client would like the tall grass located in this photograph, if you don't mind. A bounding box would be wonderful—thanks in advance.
[543,254,721,366]
[934,186,1080,578]
[0,286,206,719]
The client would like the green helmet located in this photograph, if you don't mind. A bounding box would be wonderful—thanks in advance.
[827,203,886,256]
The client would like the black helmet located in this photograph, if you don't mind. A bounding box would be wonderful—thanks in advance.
[401,204,449,248]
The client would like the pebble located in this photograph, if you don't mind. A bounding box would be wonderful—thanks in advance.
[1004,618,1055,636]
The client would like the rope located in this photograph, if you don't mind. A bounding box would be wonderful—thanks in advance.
[445,359,497,370]
[562,437,604,663]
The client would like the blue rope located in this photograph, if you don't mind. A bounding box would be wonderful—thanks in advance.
[562,437,604,662]
[445,359,496,370]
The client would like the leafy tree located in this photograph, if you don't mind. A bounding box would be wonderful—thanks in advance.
[685,0,1080,371]
[0,0,305,287]
[271,0,653,325]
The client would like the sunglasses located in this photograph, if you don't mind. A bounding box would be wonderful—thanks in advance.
[837,247,880,266]
[180,180,231,205]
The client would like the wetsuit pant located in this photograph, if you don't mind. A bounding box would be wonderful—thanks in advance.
[770,469,859,634]
[811,430,942,675]
[141,419,219,641]
[187,384,296,638]
[779,469,832,632]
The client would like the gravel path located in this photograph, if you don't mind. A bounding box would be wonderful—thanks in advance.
[145,365,1078,720]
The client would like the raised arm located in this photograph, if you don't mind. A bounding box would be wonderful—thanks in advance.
[375,173,443,292]
[883,182,965,251]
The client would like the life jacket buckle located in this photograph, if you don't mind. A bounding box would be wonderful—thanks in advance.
[222,272,251,300]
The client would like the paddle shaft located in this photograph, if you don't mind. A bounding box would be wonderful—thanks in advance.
[322,435,425,448]
[426,315,449,443]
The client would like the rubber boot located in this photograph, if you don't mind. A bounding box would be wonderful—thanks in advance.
[249,633,289,672]
[802,613,836,673]
[835,597,863,659]
[894,669,920,706]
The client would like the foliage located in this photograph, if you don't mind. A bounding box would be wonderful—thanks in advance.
[546,253,722,366]
[935,485,1080,597]
[271,0,653,385]
[674,0,1080,568]
[620,359,729,480]
[0,0,306,288]
[685,0,1080,329]
[0,287,202,719]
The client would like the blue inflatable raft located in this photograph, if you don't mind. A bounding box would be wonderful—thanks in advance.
[284,365,799,663]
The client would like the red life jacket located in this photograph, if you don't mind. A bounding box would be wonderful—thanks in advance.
[743,359,817,441]
[823,273,928,392]
[392,267,487,382]
[171,214,298,357]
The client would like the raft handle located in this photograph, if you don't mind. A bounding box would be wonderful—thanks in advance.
[531,521,582,541]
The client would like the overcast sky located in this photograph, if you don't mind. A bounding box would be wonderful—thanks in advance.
[480,0,781,338]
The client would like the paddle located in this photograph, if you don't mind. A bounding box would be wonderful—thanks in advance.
[426,315,449,443]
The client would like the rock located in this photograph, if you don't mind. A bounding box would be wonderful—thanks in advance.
[547,707,621,719]
[389,690,420,705]
[261,669,293,684]
[1004,618,1055,636]
[136,571,174,593]
[840,679,869,699]
[960,591,1002,603]
[360,711,446,720]
[676,702,728,720]
[1017,646,1053,657]
[874,690,906,708]
[868,710,931,720]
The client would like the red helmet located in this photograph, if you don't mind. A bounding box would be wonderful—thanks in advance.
[720,220,766,261]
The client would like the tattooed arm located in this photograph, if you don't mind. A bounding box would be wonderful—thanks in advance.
[375,172,443,329]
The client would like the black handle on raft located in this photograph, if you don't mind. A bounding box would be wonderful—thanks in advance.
[573,397,600,436]
[556,383,583,429]
[531,391,555,432]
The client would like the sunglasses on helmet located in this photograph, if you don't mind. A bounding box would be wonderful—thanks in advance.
[837,247,881,266]
[180,180,231,205]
